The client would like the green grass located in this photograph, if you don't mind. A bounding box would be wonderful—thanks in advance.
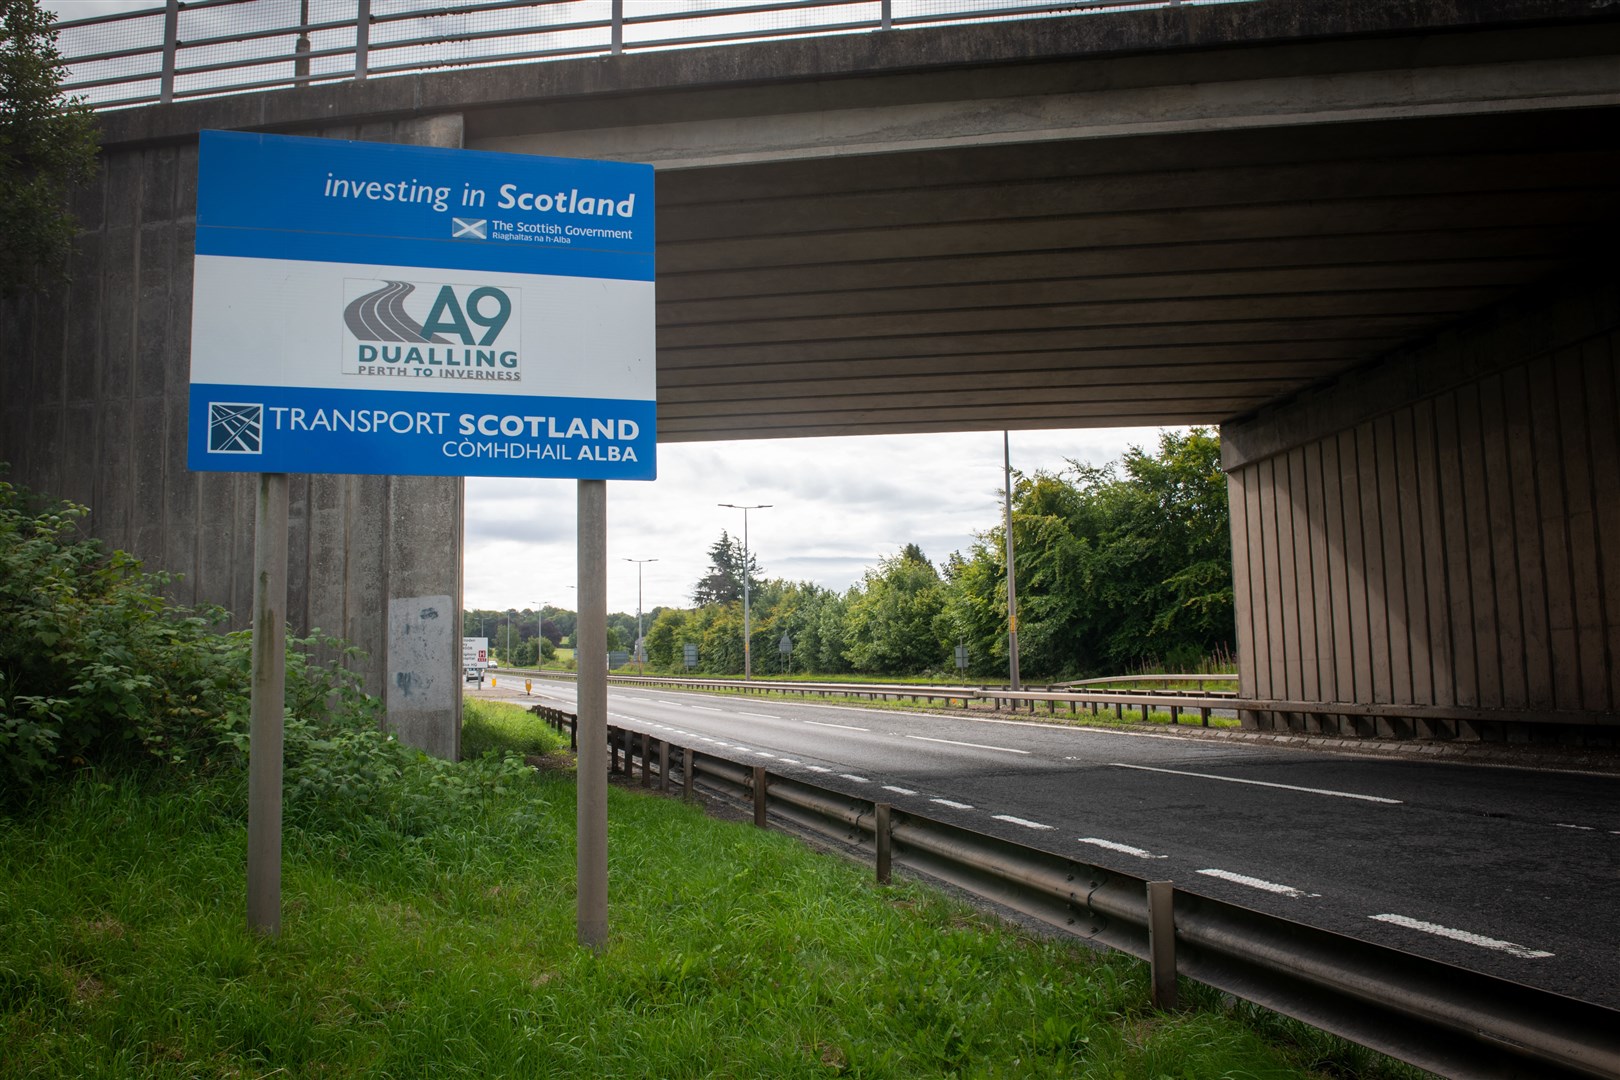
[461,698,572,759]
[1,758,1423,1079]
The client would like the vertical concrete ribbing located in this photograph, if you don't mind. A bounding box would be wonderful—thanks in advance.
[1223,275,1620,733]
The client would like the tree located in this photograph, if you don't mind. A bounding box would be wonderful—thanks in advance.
[843,546,947,674]
[937,429,1233,679]
[1,0,98,296]
[691,530,758,606]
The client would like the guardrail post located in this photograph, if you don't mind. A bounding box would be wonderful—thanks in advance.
[683,747,695,801]
[658,739,669,792]
[1200,707,1210,727]
[875,803,892,884]
[752,766,768,828]
[641,732,652,788]
[1147,880,1177,1010]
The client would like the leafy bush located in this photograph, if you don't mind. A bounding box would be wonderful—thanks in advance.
[0,476,244,795]
[0,472,533,834]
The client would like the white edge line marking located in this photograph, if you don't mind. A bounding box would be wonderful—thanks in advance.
[804,720,870,731]
[906,735,1030,754]
[1197,868,1319,898]
[1369,914,1554,959]
[838,773,871,783]
[994,814,1054,830]
[1077,836,1167,859]
[931,798,974,810]
[881,786,918,796]
[1109,762,1401,804]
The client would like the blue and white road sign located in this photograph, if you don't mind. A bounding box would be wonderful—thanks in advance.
[188,130,656,479]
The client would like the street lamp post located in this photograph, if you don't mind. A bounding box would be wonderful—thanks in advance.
[718,503,770,679]
[623,558,657,672]
[1003,432,1021,691]
[530,602,540,668]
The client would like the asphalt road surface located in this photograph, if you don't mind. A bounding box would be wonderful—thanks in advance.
[471,676,1620,1009]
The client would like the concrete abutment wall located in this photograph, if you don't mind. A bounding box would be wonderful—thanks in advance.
[0,114,467,760]
[1221,273,1620,745]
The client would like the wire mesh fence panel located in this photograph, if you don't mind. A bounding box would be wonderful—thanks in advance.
[368,0,614,74]
[51,0,1262,109]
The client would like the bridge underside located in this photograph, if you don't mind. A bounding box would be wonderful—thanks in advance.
[3,0,1618,747]
[530,110,1620,443]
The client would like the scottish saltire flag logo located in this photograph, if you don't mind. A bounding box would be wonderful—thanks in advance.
[452,217,487,239]
[208,402,263,453]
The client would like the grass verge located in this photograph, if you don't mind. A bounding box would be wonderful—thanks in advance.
[1,725,1422,1078]
[461,698,572,760]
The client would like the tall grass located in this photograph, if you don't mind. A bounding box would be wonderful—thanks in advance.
[0,757,1425,1078]
[461,698,571,759]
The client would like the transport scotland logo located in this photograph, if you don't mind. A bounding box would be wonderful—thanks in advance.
[208,402,263,453]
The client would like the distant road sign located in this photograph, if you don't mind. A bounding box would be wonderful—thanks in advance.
[188,130,656,480]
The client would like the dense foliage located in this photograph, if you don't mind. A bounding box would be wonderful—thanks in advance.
[636,429,1234,681]
[946,428,1234,678]
[0,475,530,822]
[0,0,98,296]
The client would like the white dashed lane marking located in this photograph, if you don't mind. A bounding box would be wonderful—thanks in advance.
[1108,763,1401,804]
[1197,868,1319,898]
[882,785,918,796]
[906,735,1029,755]
[839,773,871,783]
[931,798,974,810]
[1369,914,1554,959]
[993,815,1054,830]
[804,720,869,732]
[1077,837,1167,859]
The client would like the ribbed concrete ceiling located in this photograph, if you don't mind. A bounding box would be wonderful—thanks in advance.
[459,3,1620,442]
[103,0,1620,444]
[638,110,1620,441]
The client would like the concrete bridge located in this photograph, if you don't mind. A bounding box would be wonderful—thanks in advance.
[4,0,1618,754]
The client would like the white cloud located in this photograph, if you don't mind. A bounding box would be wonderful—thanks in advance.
[465,426,1180,617]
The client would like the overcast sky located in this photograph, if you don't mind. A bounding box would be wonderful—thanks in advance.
[467,427,1179,617]
[39,0,1183,615]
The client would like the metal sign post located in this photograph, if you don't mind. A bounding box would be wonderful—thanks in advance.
[246,473,288,935]
[576,480,608,948]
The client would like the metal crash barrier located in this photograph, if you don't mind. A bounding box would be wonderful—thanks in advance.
[524,705,1620,1080]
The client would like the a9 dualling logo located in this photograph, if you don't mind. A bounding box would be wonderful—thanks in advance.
[341,278,522,382]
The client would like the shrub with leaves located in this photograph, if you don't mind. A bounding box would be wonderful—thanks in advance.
[0,476,244,796]
[1,471,541,841]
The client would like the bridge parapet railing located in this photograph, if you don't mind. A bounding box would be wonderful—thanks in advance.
[51,0,1255,111]
[532,668,1236,723]
[524,702,1620,1080]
